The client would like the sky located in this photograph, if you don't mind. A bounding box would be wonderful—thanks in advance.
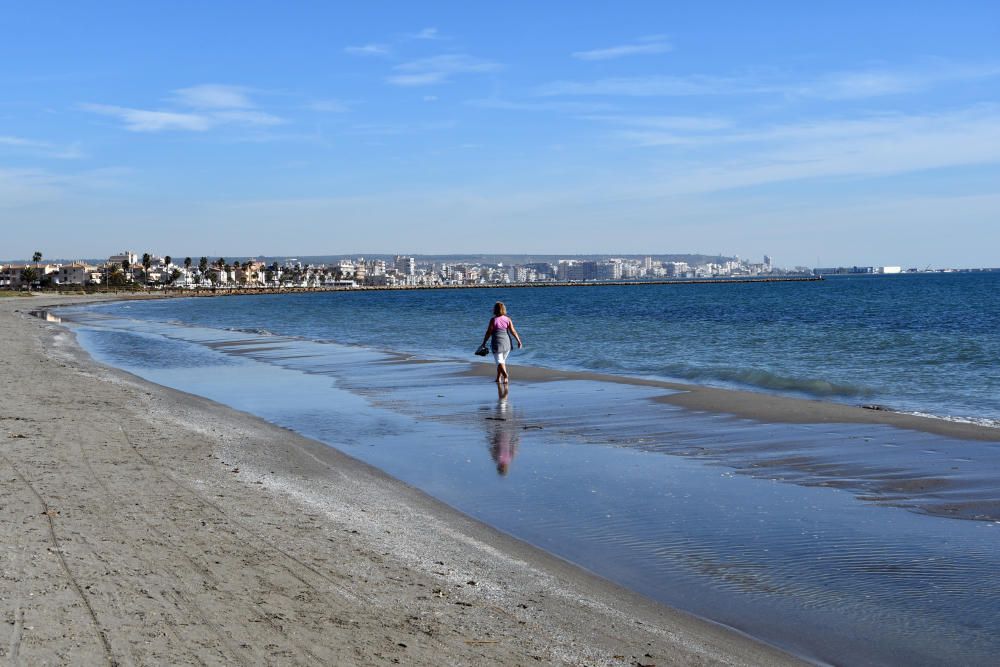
[2,1,999,267]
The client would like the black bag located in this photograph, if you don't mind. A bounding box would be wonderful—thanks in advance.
[475,343,489,356]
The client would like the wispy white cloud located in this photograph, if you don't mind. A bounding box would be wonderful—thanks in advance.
[0,136,40,148]
[388,54,502,86]
[0,135,85,159]
[537,74,758,97]
[0,166,128,207]
[572,36,672,61]
[0,167,65,205]
[344,43,391,57]
[210,110,284,126]
[539,61,1000,99]
[80,103,283,133]
[172,84,254,108]
[347,120,457,136]
[307,99,350,112]
[583,115,733,146]
[80,103,213,132]
[81,84,284,133]
[796,62,1000,99]
[626,106,1000,194]
[411,27,442,40]
[467,98,618,113]
[589,115,732,131]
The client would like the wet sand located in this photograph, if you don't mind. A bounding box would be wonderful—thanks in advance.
[0,294,803,664]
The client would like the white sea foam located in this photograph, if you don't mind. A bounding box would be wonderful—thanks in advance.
[902,411,1000,429]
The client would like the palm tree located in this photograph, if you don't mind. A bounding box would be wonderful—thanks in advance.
[20,266,38,288]
[32,251,42,265]
[108,266,127,287]
[121,259,131,283]
[141,253,152,285]
[164,255,172,267]
[184,257,192,269]
[199,256,208,273]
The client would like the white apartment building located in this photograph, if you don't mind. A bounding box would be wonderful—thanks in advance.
[53,263,101,285]
[394,255,416,276]
[108,251,138,266]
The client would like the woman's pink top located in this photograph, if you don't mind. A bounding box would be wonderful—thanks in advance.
[492,315,512,329]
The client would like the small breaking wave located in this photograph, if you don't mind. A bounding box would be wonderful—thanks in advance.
[227,326,278,337]
[662,365,874,398]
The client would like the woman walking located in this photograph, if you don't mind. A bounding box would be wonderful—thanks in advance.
[481,301,523,384]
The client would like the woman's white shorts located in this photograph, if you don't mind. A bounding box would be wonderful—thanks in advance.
[493,350,508,365]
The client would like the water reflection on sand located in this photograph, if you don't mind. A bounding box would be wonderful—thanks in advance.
[487,384,521,476]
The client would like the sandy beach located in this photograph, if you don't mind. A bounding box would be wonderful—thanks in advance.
[0,293,805,665]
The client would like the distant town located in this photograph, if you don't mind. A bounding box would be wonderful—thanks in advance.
[1,250,996,291]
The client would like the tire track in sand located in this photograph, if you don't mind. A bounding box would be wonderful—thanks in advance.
[62,414,330,664]
[117,422,362,604]
[0,452,117,667]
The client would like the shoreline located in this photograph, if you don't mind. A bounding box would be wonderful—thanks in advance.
[0,294,805,664]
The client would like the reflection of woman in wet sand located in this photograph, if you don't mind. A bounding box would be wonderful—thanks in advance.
[489,384,520,476]
[480,301,523,385]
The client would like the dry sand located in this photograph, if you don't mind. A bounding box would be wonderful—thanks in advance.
[0,294,804,666]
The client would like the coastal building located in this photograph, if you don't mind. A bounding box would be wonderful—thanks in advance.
[524,262,554,279]
[394,255,416,276]
[556,260,576,281]
[603,260,624,280]
[53,263,101,286]
[621,263,641,279]
[108,251,138,266]
[665,262,689,277]
[3,263,58,288]
[508,265,528,283]
[559,261,604,281]
[0,265,22,288]
[238,260,268,285]
[813,266,876,275]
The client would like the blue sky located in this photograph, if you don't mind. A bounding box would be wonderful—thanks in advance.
[2,1,999,267]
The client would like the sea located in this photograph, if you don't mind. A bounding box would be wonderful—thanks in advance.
[55,272,1000,666]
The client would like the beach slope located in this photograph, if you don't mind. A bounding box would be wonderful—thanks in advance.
[0,296,802,666]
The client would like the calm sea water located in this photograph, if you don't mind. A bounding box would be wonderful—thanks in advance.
[54,273,1000,665]
[84,272,1000,424]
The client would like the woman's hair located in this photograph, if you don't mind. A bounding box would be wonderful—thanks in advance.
[493,301,507,316]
